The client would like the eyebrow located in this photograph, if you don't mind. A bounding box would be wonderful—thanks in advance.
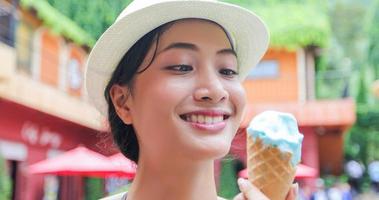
[159,42,237,57]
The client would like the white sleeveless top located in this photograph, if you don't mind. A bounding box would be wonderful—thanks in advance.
[100,193,227,200]
[99,192,127,200]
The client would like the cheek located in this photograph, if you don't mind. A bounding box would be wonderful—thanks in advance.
[131,78,189,129]
[140,79,189,109]
[228,83,247,116]
[130,79,192,151]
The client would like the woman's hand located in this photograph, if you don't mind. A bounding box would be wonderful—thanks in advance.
[233,178,298,200]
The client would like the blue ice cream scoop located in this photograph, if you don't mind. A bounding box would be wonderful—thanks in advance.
[247,111,304,166]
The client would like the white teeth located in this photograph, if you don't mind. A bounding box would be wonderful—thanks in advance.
[205,116,212,124]
[191,115,197,122]
[198,115,205,123]
[184,114,225,124]
[215,116,223,123]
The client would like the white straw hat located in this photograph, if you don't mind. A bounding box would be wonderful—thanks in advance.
[85,0,269,116]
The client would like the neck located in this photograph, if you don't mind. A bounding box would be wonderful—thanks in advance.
[127,156,218,200]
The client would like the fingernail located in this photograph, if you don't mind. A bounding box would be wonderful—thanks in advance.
[238,178,247,190]
[237,178,244,185]
[294,183,299,196]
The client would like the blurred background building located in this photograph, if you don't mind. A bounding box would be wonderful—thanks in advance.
[0,0,113,199]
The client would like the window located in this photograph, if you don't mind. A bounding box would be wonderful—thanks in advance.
[65,45,85,97]
[67,58,82,91]
[16,21,34,75]
[247,60,280,79]
[0,0,15,46]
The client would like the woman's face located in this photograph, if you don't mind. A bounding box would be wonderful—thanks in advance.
[124,19,246,161]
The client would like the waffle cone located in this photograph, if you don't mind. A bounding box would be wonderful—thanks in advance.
[247,135,296,200]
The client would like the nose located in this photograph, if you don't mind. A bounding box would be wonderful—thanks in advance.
[193,73,229,104]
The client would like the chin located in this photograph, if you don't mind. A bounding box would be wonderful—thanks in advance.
[191,139,232,161]
[211,148,230,160]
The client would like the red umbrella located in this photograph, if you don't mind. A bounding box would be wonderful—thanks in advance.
[29,146,131,177]
[238,163,318,179]
[294,164,318,178]
[108,153,137,179]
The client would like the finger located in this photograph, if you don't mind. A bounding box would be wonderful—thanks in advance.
[233,193,246,200]
[237,178,269,200]
[285,183,299,200]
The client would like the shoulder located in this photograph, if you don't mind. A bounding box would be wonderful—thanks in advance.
[99,192,126,200]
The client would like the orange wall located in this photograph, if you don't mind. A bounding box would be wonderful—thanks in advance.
[38,30,87,96]
[40,30,60,86]
[243,49,299,103]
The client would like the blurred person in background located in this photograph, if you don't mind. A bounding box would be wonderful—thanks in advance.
[298,183,312,200]
[328,181,343,200]
[340,183,353,200]
[345,160,365,196]
[311,178,328,200]
[368,161,379,194]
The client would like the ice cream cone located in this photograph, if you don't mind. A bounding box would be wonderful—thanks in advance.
[247,136,296,200]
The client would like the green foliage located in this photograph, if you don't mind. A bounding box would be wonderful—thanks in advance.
[355,104,379,130]
[315,0,373,100]
[222,0,330,50]
[253,3,330,50]
[0,155,12,200]
[85,178,104,200]
[342,0,379,164]
[218,156,239,199]
[329,1,369,58]
[41,0,330,50]
[356,72,369,104]
[19,0,95,47]
[46,0,131,41]
[223,0,327,7]
[368,0,379,79]
[344,104,379,165]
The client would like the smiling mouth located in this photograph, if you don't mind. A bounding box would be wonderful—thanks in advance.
[179,114,230,124]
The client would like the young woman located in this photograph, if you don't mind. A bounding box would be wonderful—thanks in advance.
[85,0,297,199]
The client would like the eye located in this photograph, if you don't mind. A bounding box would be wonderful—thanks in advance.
[219,68,238,77]
[165,64,193,72]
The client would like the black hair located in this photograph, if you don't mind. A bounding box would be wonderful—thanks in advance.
[104,22,172,163]
[104,19,235,163]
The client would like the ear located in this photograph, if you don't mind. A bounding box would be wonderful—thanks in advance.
[109,85,133,124]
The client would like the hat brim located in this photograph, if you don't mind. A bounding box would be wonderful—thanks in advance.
[85,0,269,116]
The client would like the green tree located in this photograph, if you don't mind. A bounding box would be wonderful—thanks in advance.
[47,0,131,40]
[368,0,379,80]
[218,156,239,199]
[357,71,369,104]
[345,104,379,165]
[223,0,326,6]
[316,0,371,99]
[339,0,379,176]
[85,178,104,200]
[0,155,12,200]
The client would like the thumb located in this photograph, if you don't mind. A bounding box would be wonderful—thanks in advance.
[285,183,299,200]
[237,178,269,200]
[232,193,245,200]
